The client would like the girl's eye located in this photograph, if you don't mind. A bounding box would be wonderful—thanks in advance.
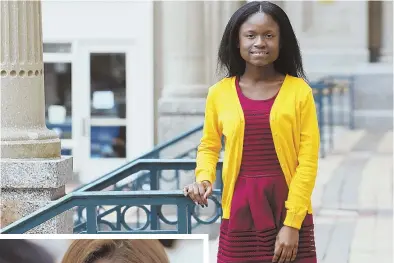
[247,34,254,38]
[266,34,273,38]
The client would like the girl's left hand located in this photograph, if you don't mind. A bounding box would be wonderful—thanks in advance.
[272,225,299,262]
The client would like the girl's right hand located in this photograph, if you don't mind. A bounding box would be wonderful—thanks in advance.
[183,181,212,206]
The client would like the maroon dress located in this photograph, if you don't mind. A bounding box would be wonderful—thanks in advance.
[217,78,317,263]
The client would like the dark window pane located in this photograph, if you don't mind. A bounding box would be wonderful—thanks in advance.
[90,126,126,158]
[90,53,126,118]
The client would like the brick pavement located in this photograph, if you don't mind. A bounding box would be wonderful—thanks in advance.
[210,127,393,263]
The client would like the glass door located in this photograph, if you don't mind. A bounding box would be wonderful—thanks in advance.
[74,41,135,184]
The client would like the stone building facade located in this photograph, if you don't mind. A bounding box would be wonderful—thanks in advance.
[1,1,392,229]
[157,0,393,145]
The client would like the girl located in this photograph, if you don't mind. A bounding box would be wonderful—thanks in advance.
[61,240,169,263]
[184,1,319,263]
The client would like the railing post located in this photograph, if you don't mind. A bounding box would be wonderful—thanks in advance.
[339,83,345,126]
[328,86,334,151]
[177,202,189,234]
[150,169,160,230]
[187,203,192,234]
[216,169,223,194]
[86,206,98,234]
[175,170,180,190]
[115,206,122,231]
[348,77,355,130]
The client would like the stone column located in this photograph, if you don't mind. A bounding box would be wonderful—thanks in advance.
[0,0,73,233]
[157,0,240,181]
[158,1,208,149]
[283,1,369,76]
[158,1,241,145]
[160,1,206,99]
[204,1,243,84]
[381,0,393,63]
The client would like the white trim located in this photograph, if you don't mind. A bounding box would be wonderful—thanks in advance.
[60,139,73,150]
[43,53,73,63]
[43,49,77,169]
[90,118,127,127]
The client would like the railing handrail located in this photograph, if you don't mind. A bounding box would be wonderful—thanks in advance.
[73,124,204,192]
[76,159,223,192]
[0,190,199,234]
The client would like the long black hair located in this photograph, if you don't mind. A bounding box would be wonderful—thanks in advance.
[218,1,306,80]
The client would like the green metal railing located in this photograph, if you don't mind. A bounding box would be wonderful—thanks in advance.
[311,76,355,157]
[1,160,223,234]
[1,191,195,234]
[72,123,219,232]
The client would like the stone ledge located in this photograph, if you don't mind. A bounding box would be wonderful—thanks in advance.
[0,156,73,188]
[0,194,74,234]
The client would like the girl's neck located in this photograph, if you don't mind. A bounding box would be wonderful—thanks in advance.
[242,64,278,82]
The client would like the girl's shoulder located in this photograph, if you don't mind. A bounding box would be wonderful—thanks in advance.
[209,77,235,91]
[284,75,313,97]
[207,77,236,97]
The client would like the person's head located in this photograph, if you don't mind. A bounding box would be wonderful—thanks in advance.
[0,240,54,263]
[218,1,306,79]
[61,239,169,263]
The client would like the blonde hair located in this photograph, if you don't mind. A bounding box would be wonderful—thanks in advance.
[61,239,169,263]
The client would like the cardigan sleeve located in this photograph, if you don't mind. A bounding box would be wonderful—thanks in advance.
[284,89,320,229]
[195,87,222,184]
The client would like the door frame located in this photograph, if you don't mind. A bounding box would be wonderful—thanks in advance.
[43,48,76,168]
[72,38,154,183]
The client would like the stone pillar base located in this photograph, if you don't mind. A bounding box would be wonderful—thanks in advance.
[159,97,206,146]
[0,128,60,159]
[1,156,73,234]
[380,53,393,64]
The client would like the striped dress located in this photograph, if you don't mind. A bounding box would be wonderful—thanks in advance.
[217,77,317,263]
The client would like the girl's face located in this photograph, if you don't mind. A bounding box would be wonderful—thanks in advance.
[238,12,280,68]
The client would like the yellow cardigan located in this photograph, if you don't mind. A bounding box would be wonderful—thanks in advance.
[195,75,320,230]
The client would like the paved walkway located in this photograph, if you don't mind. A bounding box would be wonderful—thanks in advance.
[210,127,393,263]
[29,127,394,263]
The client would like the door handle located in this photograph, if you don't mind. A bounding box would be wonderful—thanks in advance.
[81,118,89,137]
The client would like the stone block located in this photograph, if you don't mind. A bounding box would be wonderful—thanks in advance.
[1,157,73,188]
[0,156,73,234]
